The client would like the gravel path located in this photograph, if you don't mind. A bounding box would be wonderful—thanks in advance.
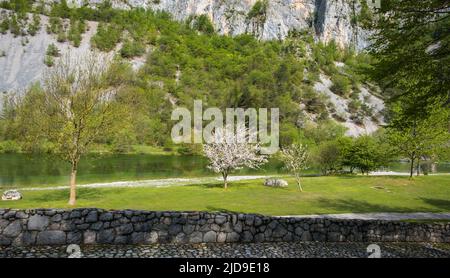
[19,175,270,191]
[1,242,449,258]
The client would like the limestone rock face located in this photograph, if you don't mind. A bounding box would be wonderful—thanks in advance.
[64,0,369,48]
[0,14,98,93]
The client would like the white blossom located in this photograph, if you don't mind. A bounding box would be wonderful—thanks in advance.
[203,125,268,188]
[280,144,309,191]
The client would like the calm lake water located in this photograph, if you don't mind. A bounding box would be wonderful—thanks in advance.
[0,154,449,189]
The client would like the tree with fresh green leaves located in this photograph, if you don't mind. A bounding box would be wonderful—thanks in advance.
[370,0,450,117]
[315,137,352,175]
[342,135,387,175]
[387,102,449,178]
[18,53,127,205]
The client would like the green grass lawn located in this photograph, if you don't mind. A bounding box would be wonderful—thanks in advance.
[2,176,450,216]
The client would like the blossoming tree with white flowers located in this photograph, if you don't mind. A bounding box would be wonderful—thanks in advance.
[203,126,268,189]
[280,144,309,191]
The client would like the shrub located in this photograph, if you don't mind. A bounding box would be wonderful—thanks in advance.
[247,0,269,20]
[47,17,62,34]
[280,123,302,147]
[315,139,345,175]
[120,40,146,58]
[44,55,54,67]
[361,103,374,117]
[330,74,351,97]
[0,18,9,34]
[91,22,122,51]
[189,14,215,35]
[176,144,202,156]
[0,140,21,153]
[357,0,374,28]
[68,20,84,47]
[38,141,57,154]
[9,14,21,36]
[27,13,41,36]
[303,92,328,116]
[348,99,362,114]
[46,43,60,57]
[110,132,135,153]
[56,29,66,42]
[21,140,57,154]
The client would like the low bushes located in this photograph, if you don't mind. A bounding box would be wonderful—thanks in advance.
[120,39,146,58]
[0,140,21,153]
[330,74,351,97]
[91,22,122,51]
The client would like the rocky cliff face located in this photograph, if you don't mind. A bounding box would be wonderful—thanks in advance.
[66,0,369,49]
[0,15,98,94]
[1,0,370,93]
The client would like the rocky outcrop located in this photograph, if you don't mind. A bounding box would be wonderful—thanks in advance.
[64,0,369,48]
[0,13,98,93]
[1,190,22,201]
[264,178,288,188]
[0,1,373,94]
[1,209,449,246]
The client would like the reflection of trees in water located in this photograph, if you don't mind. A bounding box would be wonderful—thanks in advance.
[1,154,448,188]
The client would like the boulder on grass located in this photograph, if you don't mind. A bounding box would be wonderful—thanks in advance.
[2,190,22,201]
[264,178,288,188]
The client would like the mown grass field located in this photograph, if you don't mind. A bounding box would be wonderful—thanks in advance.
[2,176,450,216]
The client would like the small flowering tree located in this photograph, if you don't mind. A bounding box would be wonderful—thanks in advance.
[203,126,268,189]
[280,144,309,191]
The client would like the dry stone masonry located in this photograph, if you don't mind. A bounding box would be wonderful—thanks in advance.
[0,209,449,246]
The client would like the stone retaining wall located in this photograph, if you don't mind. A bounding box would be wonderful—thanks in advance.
[1,209,449,246]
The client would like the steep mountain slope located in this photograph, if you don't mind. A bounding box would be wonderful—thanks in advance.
[0,1,383,137]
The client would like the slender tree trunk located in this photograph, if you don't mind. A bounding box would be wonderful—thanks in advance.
[410,119,417,179]
[68,162,78,206]
[222,172,228,190]
[296,175,303,192]
[416,158,421,177]
[409,154,415,178]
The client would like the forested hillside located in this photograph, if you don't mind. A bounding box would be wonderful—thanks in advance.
[0,1,383,148]
[0,0,448,178]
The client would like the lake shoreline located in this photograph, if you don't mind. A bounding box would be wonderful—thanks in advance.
[9,172,450,191]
